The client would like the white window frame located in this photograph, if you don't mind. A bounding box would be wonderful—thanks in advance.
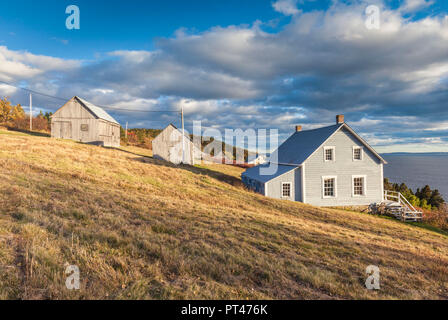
[281,182,292,199]
[322,176,337,199]
[352,175,367,197]
[352,146,363,161]
[323,146,336,162]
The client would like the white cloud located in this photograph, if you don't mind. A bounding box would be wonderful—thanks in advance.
[0,46,80,81]
[2,1,448,150]
[272,0,300,16]
[109,50,153,63]
[400,0,434,14]
[0,83,17,95]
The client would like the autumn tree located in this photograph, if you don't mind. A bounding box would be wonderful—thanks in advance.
[0,97,13,123]
[11,104,25,120]
[44,112,53,126]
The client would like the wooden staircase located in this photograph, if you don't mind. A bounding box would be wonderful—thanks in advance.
[369,190,423,222]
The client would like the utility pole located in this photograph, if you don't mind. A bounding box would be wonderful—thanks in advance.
[181,105,185,164]
[29,93,32,131]
[125,122,128,139]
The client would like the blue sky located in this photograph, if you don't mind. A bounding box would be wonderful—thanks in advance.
[0,0,334,58]
[1,0,448,152]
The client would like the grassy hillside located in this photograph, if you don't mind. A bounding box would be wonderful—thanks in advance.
[0,129,447,300]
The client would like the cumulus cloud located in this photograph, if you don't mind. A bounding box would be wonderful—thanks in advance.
[0,46,80,82]
[272,0,300,16]
[2,0,448,151]
[399,0,434,14]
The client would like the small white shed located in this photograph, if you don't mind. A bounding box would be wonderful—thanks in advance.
[152,124,202,165]
[51,96,121,148]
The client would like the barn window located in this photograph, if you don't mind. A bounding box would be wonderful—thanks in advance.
[324,146,335,162]
[81,124,89,131]
[322,176,337,198]
[353,147,363,161]
[353,176,366,196]
[282,183,291,198]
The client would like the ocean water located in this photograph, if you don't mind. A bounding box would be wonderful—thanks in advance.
[383,154,448,201]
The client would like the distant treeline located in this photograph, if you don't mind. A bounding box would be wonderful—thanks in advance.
[384,178,445,210]
[0,97,52,132]
[120,128,162,149]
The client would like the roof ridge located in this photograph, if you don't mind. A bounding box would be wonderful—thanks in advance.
[75,96,119,125]
[293,123,341,134]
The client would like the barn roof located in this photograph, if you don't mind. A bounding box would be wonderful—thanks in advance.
[155,123,193,142]
[75,97,119,125]
[242,164,296,183]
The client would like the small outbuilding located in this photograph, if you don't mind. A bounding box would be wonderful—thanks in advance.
[152,124,202,165]
[51,96,121,148]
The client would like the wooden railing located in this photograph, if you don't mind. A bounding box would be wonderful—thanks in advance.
[384,190,423,221]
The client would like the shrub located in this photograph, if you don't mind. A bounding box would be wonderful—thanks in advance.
[384,178,445,210]
[422,206,448,231]
[11,116,49,132]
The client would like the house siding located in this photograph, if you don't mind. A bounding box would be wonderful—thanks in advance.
[265,167,301,201]
[304,127,383,206]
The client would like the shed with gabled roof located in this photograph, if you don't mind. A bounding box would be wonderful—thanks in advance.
[51,96,121,147]
[152,124,202,165]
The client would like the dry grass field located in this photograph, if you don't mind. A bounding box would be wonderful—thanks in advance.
[0,129,447,300]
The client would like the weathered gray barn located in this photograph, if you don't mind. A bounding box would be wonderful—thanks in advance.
[51,96,121,148]
[152,124,202,165]
[242,115,387,207]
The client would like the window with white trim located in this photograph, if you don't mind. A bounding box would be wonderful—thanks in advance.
[353,147,363,161]
[323,177,336,198]
[353,176,366,196]
[282,183,291,198]
[324,147,335,162]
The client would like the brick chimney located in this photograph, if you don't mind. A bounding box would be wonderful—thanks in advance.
[295,125,302,132]
[336,115,345,124]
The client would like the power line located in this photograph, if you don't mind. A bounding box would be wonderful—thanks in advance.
[0,80,67,102]
[0,80,180,114]
[0,80,285,116]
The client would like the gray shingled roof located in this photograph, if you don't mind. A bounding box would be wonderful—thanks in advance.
[273,124,343,165]
[243,122,386,183]
[76,97,119,125]
[242,164,297,183]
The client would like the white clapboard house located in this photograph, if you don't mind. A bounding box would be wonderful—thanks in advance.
[242,115,388,207]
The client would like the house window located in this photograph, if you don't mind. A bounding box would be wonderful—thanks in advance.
[353,147,363,161]
[282,183,291,198]
[322,177,337,198]
[324,147,335,162]
[353,176,366,196]
[81,124,89,132]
